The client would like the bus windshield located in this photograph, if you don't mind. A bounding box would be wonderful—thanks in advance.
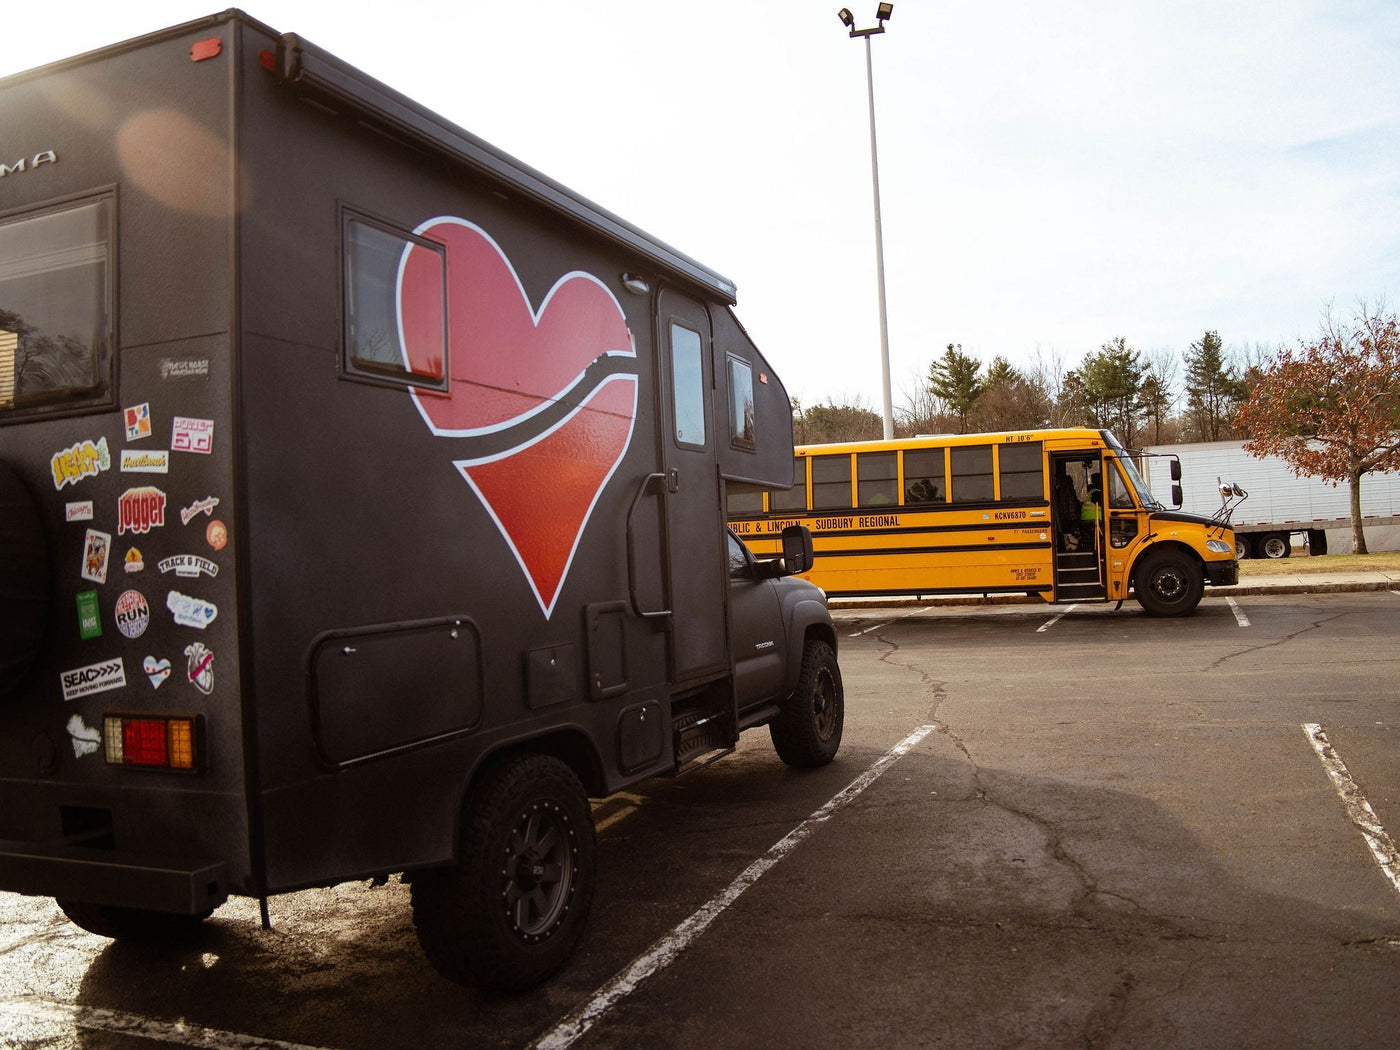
[1100,432,1164,510]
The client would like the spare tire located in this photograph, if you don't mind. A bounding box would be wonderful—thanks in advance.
[0,459,51,697]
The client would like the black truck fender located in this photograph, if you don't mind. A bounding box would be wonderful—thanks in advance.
[780,594,837,698]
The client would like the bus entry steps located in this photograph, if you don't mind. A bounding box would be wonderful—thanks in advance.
[1054,549,1106,600]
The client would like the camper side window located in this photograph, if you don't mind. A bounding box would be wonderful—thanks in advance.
[727,355,755,450]
[0,194,114,421]
[342,213,448,390]
[670,322,707,447]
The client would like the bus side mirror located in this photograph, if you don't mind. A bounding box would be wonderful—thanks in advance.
[1171,484,1183,508]
[781,525,814,576]
[1170,460,1182,482]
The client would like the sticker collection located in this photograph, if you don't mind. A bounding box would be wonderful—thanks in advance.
[53,403,221,759]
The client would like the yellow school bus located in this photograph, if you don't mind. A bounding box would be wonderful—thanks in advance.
[727,428,1239,616]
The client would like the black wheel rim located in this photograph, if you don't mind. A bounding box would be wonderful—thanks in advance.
[501,800,576,942]
[1151,568,1186,603]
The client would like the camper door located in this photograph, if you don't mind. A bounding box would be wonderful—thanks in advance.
[658,290,727,681]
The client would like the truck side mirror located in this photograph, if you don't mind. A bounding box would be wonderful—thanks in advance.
[1171,484,1183,508]
[1170,459,1182,482]
[780,525,814,576]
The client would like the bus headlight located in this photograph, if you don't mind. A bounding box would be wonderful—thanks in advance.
[1206,539,1232,554]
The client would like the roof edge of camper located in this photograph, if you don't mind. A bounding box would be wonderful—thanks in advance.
[273,31,740,307]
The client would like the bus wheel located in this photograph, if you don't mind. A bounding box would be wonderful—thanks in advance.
[0,459,50,698]
[1259,533,1290,559]
[411,753,595,993]
[1134,550,1204,617]
[771,639,844,767]
[56,900,211,942]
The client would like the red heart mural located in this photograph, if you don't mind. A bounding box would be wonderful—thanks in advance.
[398,218,637,618]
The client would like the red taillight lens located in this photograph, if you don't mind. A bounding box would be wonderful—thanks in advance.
[123,719,168,766]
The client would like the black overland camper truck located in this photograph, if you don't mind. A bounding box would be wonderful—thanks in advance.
[0,11,843,991]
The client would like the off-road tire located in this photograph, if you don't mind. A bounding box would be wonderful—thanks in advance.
[1134,549,1205,617]
[770,639,844,767]
[411,753,594,993]
[56,900,211,942]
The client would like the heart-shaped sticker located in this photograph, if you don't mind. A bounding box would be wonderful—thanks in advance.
[143,656,172,689]
[399,219,637,618]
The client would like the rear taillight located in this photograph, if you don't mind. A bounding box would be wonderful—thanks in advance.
[103,714,202,772]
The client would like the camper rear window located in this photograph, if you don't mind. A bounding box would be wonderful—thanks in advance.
[342,213,447,390]
[0,195,115,422]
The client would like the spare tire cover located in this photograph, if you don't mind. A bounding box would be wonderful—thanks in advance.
[0,459,51,696]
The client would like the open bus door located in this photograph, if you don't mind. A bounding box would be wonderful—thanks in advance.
[1050,453,1107,602]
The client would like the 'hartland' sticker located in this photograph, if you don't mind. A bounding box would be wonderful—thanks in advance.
[120,449,170,473]
[61,658,126,701]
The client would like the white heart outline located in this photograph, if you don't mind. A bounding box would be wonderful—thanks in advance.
[397,217,638,619]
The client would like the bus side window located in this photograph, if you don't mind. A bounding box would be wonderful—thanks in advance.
[811,454,853,510]
[998,441,1044,500]
[1107,460,1135,509]
[769,457,807,512]
[726,486,764,516]
[902,448,945,505]
[857,451,897,506]
[950,445,993,502]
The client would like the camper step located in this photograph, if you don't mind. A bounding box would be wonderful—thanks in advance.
[673,708,731,767]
